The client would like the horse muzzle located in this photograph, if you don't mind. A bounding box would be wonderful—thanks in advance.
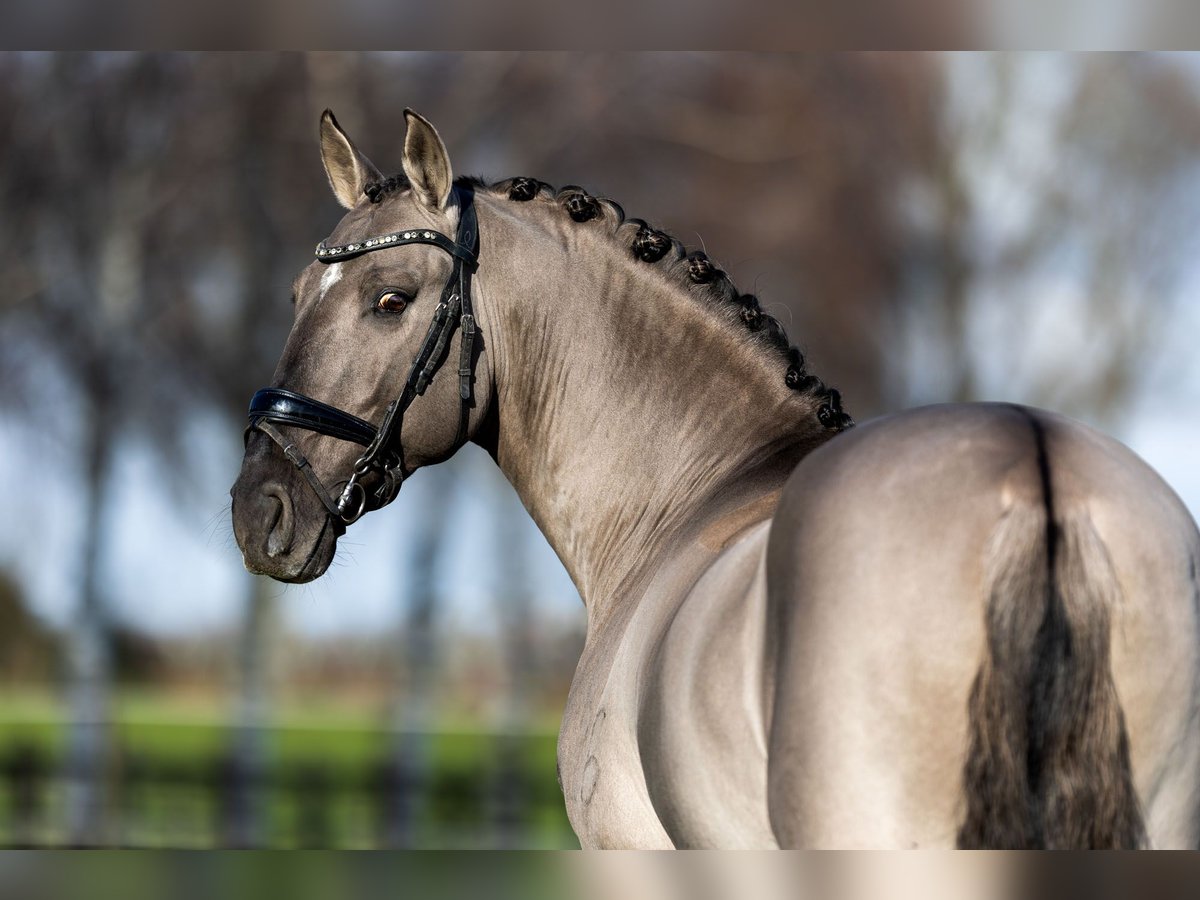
[231,444,340,583]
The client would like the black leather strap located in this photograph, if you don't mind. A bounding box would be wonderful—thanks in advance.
[453,199,478,447]
[248,388,377,447]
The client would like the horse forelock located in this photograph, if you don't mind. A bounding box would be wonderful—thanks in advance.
[362,173,408,203]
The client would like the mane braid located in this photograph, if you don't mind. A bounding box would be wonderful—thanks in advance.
[460,174,854,432]
[363,174,408,203]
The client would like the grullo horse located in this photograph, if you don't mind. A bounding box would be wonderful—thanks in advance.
[232,109,1200,848]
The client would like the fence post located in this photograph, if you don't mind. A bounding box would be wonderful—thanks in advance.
[293,763,332,848]
[381,465,452,847]
[227,574,278,847]
[2,742,45,847]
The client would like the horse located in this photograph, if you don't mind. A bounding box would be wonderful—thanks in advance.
[230,109,1200,848]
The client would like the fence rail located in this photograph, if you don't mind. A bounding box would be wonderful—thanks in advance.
[0,732,575,849]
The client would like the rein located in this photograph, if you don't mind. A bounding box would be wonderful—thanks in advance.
[246,187,480,534]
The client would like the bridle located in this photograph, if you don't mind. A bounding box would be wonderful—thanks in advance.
[245,186,480,535]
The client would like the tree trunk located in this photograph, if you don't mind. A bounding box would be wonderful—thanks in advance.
[63,388,115,846]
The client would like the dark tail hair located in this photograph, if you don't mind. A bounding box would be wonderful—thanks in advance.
[957,504,1146,848]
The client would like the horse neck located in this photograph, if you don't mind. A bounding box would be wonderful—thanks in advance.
[474,196,832,623]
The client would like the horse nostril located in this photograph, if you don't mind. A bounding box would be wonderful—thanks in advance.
[264,485,296,558]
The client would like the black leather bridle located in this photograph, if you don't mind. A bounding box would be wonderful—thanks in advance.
[246,186,480,535]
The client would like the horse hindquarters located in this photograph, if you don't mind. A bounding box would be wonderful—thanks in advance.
[764,403,1200,849]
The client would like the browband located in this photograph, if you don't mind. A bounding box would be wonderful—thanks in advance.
[316,227,478,267]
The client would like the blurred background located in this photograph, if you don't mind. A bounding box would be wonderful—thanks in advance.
[0,51,1197,848]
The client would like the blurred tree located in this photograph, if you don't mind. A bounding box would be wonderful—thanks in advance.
[0,570,61,684]
[0,53,322,845]
[0,53,178,844]
[899,54,1200,423]
[142,54,326,846]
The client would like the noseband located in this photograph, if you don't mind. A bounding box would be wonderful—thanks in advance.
[246,187,480,534]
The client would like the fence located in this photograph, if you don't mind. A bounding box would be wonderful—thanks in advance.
[0,728,575,849]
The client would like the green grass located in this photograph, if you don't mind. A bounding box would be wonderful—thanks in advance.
[0,690,576,848]
[0,691,561,767]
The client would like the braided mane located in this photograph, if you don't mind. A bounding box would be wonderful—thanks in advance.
[362,173,853,432]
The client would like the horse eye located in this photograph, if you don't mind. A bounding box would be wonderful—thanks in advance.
[376,290,409,313]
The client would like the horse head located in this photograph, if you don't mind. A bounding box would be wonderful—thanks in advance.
[231,109,490,582]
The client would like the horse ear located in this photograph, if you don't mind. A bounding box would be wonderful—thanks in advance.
[319,109,382,210]
[401,109,453,211]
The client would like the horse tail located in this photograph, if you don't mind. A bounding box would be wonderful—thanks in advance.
[957,496,1145,848]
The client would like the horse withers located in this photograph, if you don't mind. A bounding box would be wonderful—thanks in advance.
[231,109,1200,848]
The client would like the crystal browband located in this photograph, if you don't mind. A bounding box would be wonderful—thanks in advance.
[315,227,478,267]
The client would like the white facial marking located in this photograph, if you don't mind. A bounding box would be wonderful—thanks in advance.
[319,262,344,298]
